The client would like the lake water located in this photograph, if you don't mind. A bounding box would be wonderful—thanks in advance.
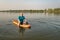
[0,12,60,40]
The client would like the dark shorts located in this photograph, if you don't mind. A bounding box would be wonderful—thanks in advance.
[20,22,29,25]
[20,22,23,25]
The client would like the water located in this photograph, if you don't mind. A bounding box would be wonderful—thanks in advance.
[0,12,60,40]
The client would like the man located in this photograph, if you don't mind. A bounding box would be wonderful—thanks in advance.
[18,12,26,32]
[18,12,25,25]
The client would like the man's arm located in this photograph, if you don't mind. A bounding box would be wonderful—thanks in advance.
[18,19,20,24]
[18,16,20,26]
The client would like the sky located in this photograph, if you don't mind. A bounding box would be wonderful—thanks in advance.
[0,0,60,10]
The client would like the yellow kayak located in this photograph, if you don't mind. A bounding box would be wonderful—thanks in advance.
[12,20,31,29]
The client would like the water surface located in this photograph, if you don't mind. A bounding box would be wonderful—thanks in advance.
[0,12,60,40]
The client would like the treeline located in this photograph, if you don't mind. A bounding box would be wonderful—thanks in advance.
[0,10,44,13]
[45,8,60,13]
[0,8,60,13]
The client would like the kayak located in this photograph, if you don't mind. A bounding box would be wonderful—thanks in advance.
[12,20,31,29]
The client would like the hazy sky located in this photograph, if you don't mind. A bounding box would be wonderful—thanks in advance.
[0,0,60,10]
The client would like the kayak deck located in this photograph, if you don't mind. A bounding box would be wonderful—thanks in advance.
[13,20,31,29]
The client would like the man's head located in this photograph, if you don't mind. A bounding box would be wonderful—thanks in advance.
[19,12,23,16]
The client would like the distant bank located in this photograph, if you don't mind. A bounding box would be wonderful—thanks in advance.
[0,8,60,13]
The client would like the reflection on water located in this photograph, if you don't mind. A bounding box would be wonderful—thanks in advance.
[19,28,25,35]
[0,12,60,40]
[19,28,25,40]
[18,26,31,40]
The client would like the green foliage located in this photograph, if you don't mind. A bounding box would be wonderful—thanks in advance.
[0,8,60,13]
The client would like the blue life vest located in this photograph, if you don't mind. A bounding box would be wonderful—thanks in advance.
[18,16,25,23]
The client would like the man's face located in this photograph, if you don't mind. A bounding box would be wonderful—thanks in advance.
[20,13,23,16]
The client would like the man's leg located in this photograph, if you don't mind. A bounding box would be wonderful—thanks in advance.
[20,22,23,25]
